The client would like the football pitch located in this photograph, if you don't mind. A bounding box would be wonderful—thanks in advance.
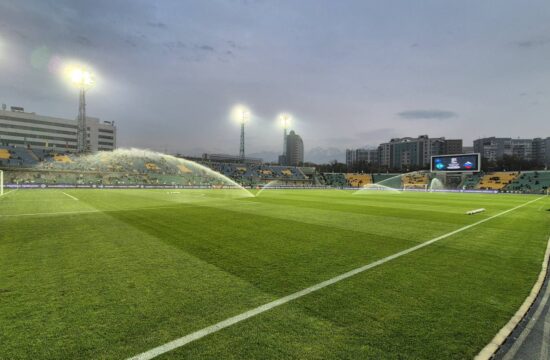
[1,188,549,359]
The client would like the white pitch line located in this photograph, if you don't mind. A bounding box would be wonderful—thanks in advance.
[127,196,545,360]
[0,189,16,198]
[61,191,79,201]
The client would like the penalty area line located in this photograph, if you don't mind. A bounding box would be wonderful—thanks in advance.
[0,189,15,198]
[61,191,79,201]
[126,196,545,360]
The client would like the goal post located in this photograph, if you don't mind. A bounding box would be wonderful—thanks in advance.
[402,183,428,192]
[0,170,3,196]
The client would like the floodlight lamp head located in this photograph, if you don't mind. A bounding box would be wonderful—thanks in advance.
[231,104,251,124]
[279,113,291,128]
[70,68,94,89]
[240,110,250,124]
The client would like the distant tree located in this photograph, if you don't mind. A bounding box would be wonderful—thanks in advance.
[489,155,544,171]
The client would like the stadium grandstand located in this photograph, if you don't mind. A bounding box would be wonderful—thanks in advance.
[203,162,310,186]
[402,173,430,190]
[317,171,550,194]
[0,147,312,187]
[345,173,373,187]
[475,172,519,191]
[505,171,550,193]
[2,145,550,193]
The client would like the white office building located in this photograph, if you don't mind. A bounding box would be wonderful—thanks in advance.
[0,106,116,152]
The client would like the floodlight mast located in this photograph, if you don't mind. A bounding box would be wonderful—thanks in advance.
[77,87,87,153]
[239,110,248,162]
[71,69,94,153]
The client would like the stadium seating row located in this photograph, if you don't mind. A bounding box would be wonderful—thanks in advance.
[1,145,549,192]
[345,173,373,187]
[475,172,519,190]
[505,171,550,193]
[402,173,429,189]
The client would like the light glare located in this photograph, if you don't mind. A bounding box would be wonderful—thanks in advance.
[61,62,96,90]
[70,68,94,87]
[278,113,291,128]
[231,104,251,124]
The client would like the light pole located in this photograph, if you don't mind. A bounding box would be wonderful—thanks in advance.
[239,109,249,161]
[70,68,94,153]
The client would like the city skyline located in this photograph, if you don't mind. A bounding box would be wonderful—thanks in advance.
[1,0,549,163]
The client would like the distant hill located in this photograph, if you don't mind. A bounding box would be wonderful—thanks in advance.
[305,147,345,164]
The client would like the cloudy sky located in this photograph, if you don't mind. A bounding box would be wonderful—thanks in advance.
[0,0,549,162]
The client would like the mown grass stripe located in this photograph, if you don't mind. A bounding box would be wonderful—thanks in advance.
[127,196,544,360]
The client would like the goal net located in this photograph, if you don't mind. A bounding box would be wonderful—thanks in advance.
[402,183,428,192]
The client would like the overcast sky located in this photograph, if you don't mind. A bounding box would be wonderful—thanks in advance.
[0,0,549,162]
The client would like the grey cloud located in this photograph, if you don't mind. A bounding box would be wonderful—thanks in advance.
[398,110,457,120]
[195,44,215,52]
[226,40,245,50]
[125,38,138,48]
[1,0,549,155]
[75,35,94,47]
[147,21,167,29]
[515,37,550,48]
[164,41,186,51]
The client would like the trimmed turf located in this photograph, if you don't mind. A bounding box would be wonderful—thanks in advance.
[0,189,549,359]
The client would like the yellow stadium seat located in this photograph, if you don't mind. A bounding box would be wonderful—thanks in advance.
[475,172,519,190]
[53,155,72,163]
[177,164,192,173]
[0,149,11,159]
[145,163,160,171]
[402,174,429,189]
[345,173,373,187]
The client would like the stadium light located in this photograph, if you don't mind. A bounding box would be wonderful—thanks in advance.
[64,64,95,153]
[278,113,292,157]
[231,104,250,124]
[70,68,94,88]
[279,113,291,129]
[230,104,251,161]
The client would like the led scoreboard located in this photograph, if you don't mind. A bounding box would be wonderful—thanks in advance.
[431,153,481,173]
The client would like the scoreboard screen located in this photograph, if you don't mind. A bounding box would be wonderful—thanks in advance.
[431,153,480,172]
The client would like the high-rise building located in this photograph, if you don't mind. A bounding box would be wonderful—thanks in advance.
[346,148,378,167]
[377,135,461,170]
[0,106,116,152]
[285,130,304,166]
[444,139,463,154]
[511,139,533,160]
[378,142,391,167]
[474,137,534,162]
[533,137,550,167]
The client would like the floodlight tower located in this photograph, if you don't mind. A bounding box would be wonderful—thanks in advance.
[71,68,94,153]
[239,109,249,161]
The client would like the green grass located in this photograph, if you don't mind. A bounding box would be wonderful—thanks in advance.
[0,188,549,359]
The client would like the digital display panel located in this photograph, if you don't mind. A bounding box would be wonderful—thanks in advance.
[431,153,480,172]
